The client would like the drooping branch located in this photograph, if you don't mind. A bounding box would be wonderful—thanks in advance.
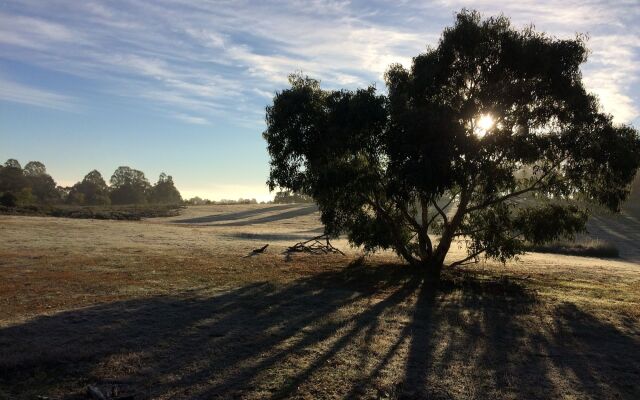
[363,196,420,265]
[449,231,525,268]
[395,200,422,232]
[465,158,566,214]
[453,227,489,237]
[449,248,486,268]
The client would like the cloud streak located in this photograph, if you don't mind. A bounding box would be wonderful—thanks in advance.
[0,77,76,111]
[173,113,209,125]
[0,0,637,125]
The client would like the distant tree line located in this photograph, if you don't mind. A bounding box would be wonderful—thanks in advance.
[183,191,314,205]
[184,197,259,205]
[0,159,182,207]
[272,191,314,204]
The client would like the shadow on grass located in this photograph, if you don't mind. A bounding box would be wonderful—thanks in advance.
[172,204,317,225]
[1,263,638,399]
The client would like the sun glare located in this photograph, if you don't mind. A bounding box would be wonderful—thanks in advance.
[475,114,494,138]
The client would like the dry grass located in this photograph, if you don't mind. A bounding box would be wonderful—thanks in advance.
[1,205,639,399]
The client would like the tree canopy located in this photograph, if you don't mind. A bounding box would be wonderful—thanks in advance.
[263,11,640,277]
[24,161,47,177]
[148,173,183,204]
[109,166,151,205]
[0,159,58,204]
[68,170,111,205]
[0,160,183,207]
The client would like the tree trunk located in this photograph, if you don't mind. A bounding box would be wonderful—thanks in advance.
[429,188,472,271]
[423,260,442,282]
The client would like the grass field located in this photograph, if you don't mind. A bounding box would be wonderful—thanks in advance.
[1,204,639,399]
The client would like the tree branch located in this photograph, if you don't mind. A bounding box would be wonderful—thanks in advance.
[420,200,433,256]
[440,191,459,211]
[453,227,488,237]
[449,231,524,268]
[449,247,485,268]
[362,196,419,265]
[394,199,433,259]
[395,200,422,232]
[431,198,449,225]
[465,159,566,214]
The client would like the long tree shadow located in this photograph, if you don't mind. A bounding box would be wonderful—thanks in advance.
[213,204,318,226]
[1,266,638,399]
[172,204,303,224]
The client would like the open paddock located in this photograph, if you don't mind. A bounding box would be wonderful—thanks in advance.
[1,204,639,399]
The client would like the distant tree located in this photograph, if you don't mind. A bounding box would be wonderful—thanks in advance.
[23,161,58,203]
[186,196,205,205]
[4,159,21,169]
[109,166,150,205]
[68,170,111,205]
[0,159,57,204]
[23,161,47,176]
[28,174,58,203]
[148,173,182,204]
[0,159,28,196]
[264,11,640,279]
[56,186,72,201]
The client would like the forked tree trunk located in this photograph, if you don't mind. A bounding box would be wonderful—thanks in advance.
[404,190,471,280]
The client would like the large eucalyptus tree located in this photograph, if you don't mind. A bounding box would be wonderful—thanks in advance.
[263,11,640,278]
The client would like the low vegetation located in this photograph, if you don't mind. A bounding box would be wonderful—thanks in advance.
[525,237,619,258]
[0,203,183,220]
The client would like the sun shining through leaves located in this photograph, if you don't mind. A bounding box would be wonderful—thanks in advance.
[475,114,495,138]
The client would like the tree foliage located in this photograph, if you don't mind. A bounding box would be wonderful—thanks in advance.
[0,160,184,207]
[273,191,314,204]
[23,161,58,203]
[148,173,182,204]
[0,161,28,195]
[4,159,21,169]
[0,159,58,204]
[263,11,640,276]
[23,161,47,177]
[68,170,111,205]
[109,166,151,205]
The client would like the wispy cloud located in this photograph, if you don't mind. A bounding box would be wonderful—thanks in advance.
[583,35,640,123]
[0,12,77,49]
[0,0,637,125]
[431,0,640,123]
[173,113,209,125]
[0,77,76,111]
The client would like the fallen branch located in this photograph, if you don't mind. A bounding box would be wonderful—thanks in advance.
[243,244,269,258]
[284,234,345,256]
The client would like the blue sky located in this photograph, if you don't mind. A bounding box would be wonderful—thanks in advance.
[1,0,638,201]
